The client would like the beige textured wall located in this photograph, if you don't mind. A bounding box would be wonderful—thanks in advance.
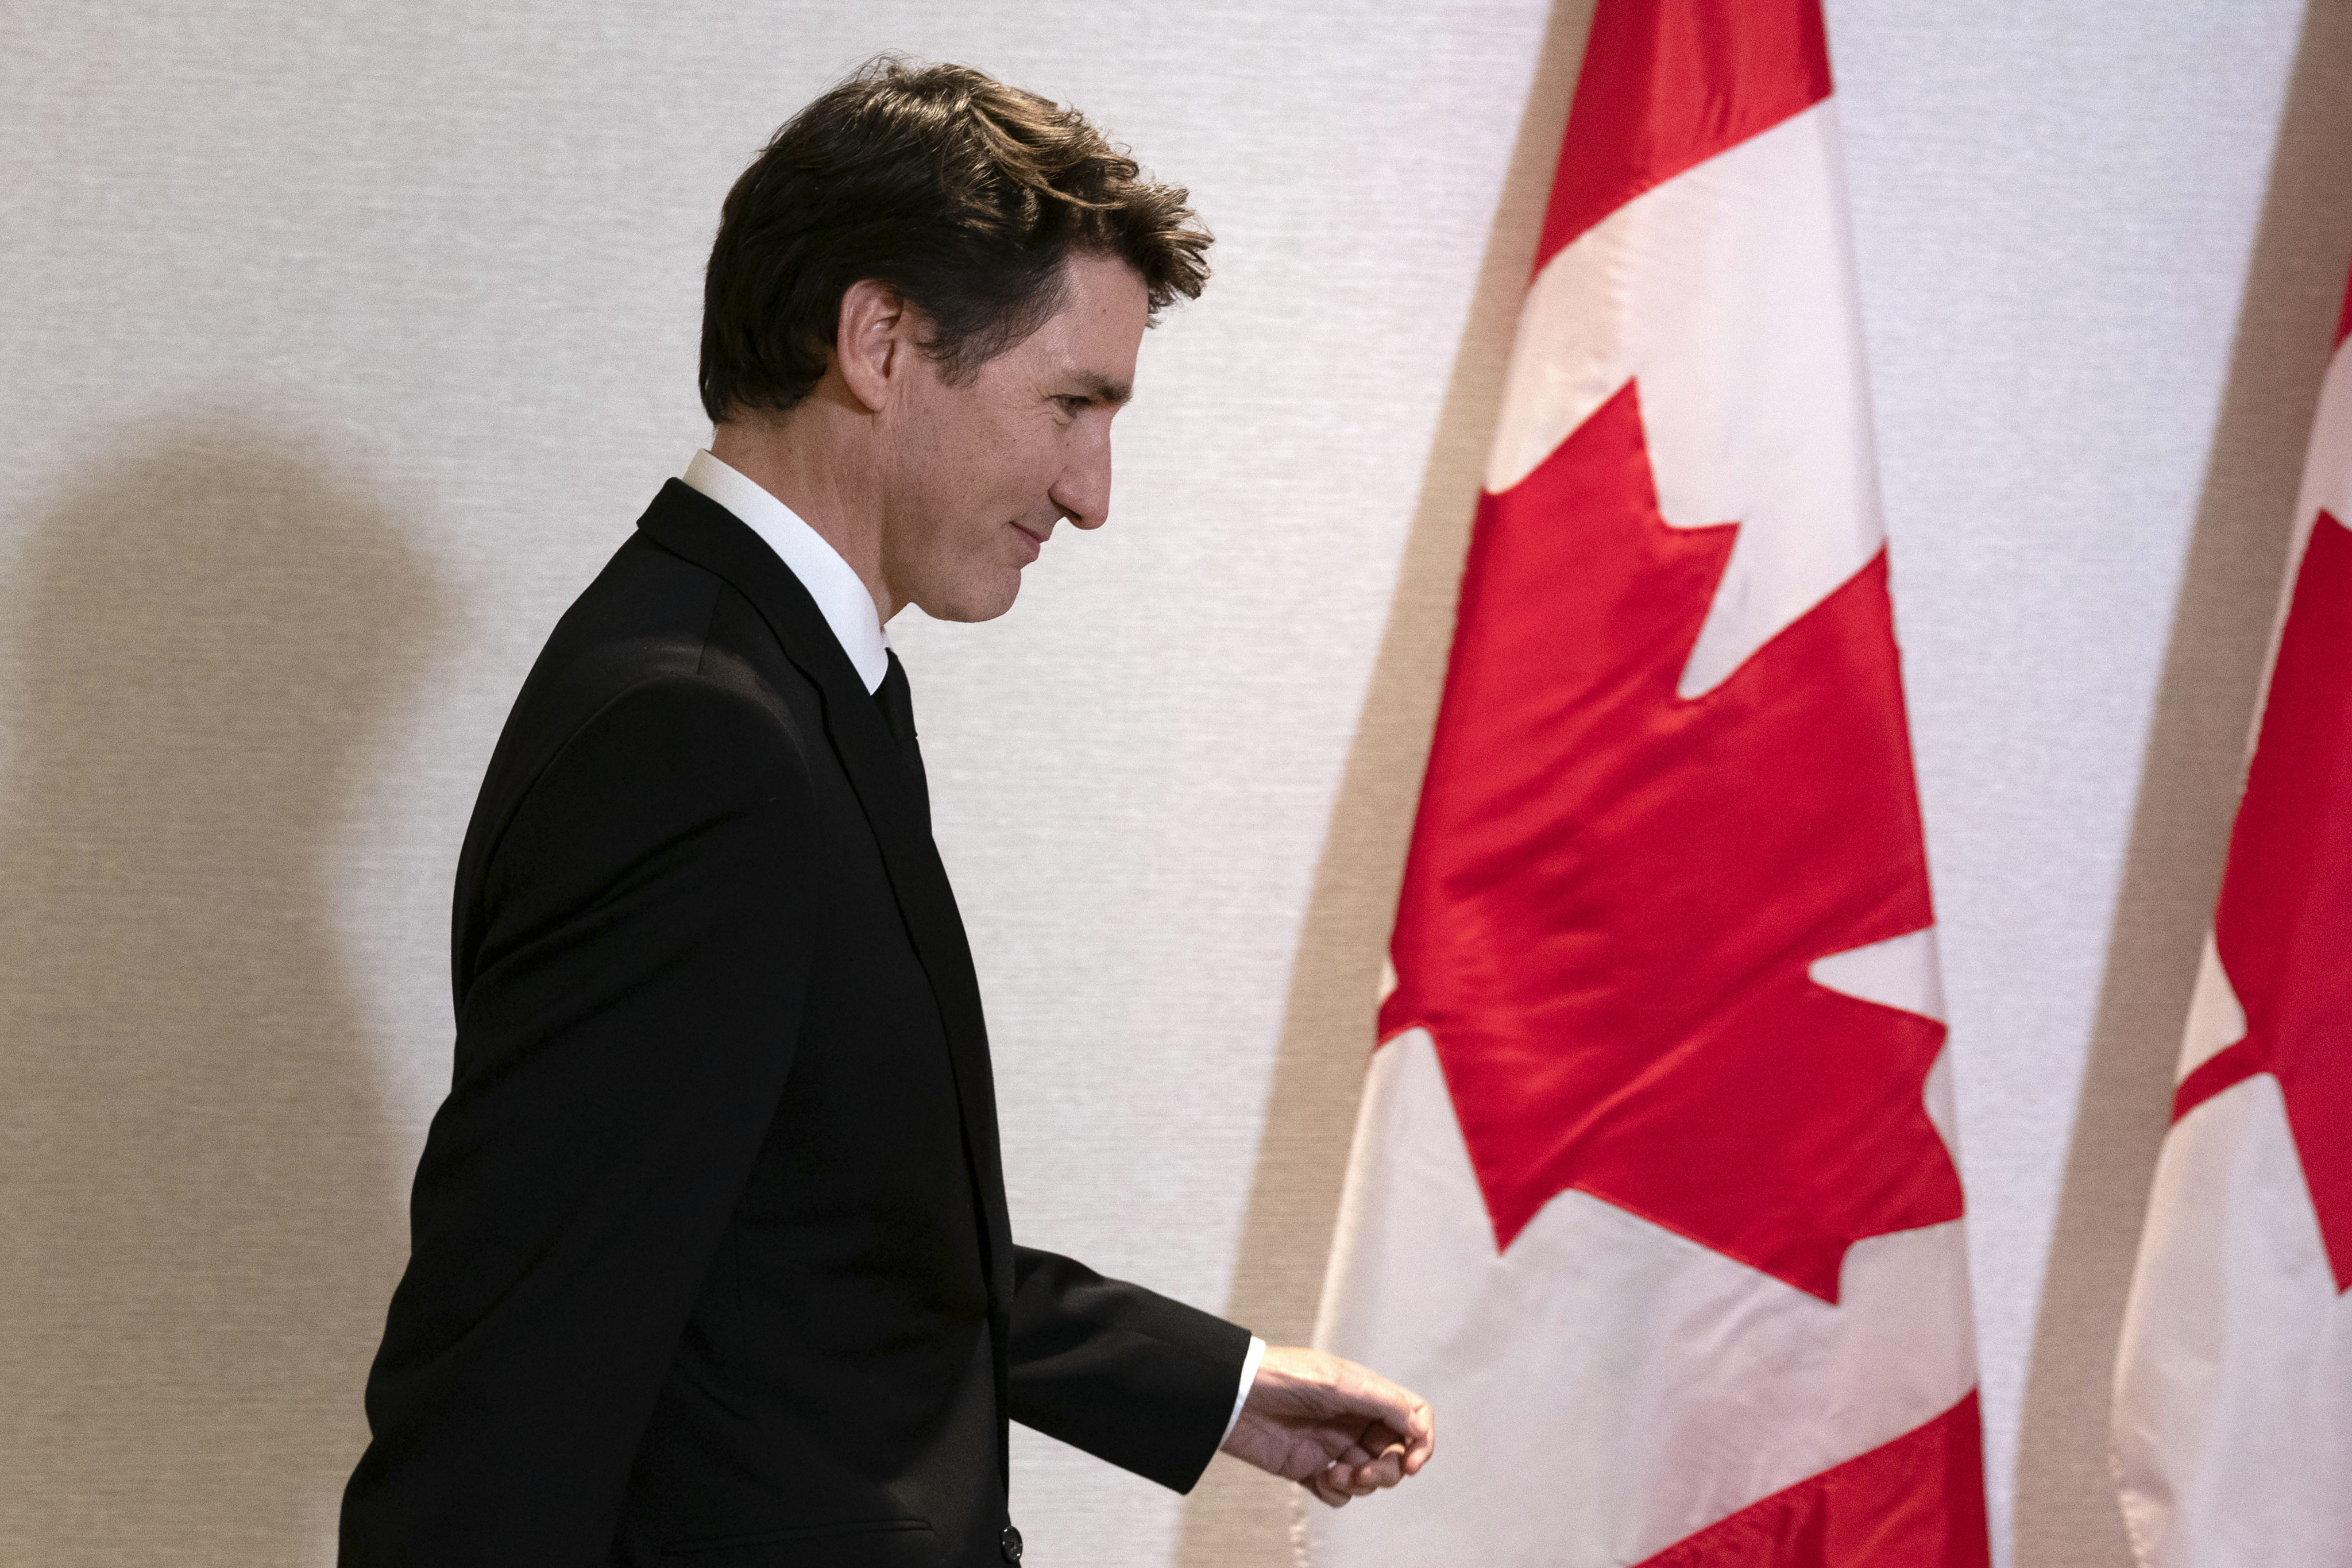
[2,4,2348,1567]
[1992,6,2352,1561]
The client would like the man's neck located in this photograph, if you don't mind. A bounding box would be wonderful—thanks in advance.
[709,407,897,624]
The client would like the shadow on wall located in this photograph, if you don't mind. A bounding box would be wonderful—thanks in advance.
[1171,1,1596,1562]
[2010,6,2352,1567]
[0,423,446,1566]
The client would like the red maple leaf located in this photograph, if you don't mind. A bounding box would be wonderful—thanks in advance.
[1380,381,1962,1302]
[2171,511,2352,1292]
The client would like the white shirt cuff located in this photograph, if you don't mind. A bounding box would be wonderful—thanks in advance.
[1218,1337,1268,1448]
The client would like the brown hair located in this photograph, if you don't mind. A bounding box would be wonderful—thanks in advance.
[699,57,1212,424]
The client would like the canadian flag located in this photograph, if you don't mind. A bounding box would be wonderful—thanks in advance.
[2110,263,2352,1565]
[1299,2,1991,1563]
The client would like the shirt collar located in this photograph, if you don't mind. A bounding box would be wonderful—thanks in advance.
[681,449,891,694]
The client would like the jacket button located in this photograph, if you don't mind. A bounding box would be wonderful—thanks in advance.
[999,1523,1024,1562]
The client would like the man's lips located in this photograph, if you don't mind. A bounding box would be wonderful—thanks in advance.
[1010,520,1050,563]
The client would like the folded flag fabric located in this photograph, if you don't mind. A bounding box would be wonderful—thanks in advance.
[1300,3,1991,1563]
[2110,258,2352,1568]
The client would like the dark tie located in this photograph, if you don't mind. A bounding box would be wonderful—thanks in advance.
[874,649,930,825]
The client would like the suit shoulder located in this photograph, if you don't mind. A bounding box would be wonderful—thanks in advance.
[531,533,730,706]
[489,535,816,777]
[453,533,818,972]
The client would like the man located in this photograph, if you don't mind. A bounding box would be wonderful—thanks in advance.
[341,57,1432,1567]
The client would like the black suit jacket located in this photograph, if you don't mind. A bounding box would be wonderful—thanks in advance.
[341,482,1252,1567]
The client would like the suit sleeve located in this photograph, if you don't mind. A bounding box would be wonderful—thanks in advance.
[340,674,817,1567]
[1005,1245,1254,1493]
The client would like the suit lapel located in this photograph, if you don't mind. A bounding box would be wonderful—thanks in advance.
[636,481,1015,1308]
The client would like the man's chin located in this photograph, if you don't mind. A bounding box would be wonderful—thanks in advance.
[918,572,1024,625]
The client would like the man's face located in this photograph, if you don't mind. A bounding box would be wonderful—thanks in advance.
[875,250,1148,623]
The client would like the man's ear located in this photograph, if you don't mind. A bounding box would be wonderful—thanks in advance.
[836,279,910,414]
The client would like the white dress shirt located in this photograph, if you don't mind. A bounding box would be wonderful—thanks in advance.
[677,449,1265,1446]
[682,449,892,694]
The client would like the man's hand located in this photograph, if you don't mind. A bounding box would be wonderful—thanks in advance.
[1218,1345,1435,1508]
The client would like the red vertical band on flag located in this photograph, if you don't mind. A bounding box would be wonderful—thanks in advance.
[1635,1394,1991,1567]
[2170,513,2352,1291]
[1536,0,1833,269]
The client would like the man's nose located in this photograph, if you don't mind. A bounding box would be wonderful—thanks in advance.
[1051,427,1113,531]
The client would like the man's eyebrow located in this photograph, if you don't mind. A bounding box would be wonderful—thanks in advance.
[1062,374,1133,407]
